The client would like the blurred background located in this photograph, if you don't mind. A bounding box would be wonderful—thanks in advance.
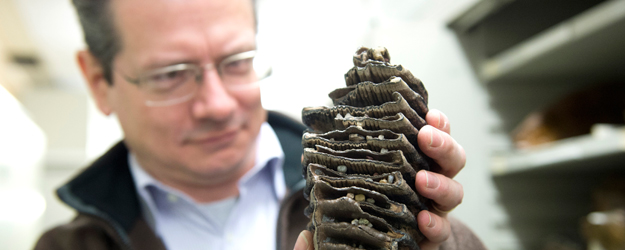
[2,0,625,249]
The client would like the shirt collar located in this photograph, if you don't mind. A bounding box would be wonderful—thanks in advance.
[241,121,286,200]
[128,121,286,206]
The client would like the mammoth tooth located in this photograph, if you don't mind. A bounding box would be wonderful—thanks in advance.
[353,46,390,67]
[302,91,426,132]
[313,145,407,168]
[304,164,427,211]
[304,111,420,146]
[329,76,428,118]
[346,47,428,105]
[302,47,433,250]
[312,144,427,176]
[302,147,417,184]
[301,127,430,171]
[333,114,419,145]
[307,182,422,248]
[307,181,422,250]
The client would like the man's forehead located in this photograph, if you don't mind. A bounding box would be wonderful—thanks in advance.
[110,0,255,26]
[110,0,256,68]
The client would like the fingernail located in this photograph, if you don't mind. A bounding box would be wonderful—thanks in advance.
[425,171,439,189]
[437,111,444,129]
[440,112,449,130]
[294,231,309,250]
[429,128,443,148]
[427,211,436,228]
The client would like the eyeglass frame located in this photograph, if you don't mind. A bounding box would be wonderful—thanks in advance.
[116,50,259,107]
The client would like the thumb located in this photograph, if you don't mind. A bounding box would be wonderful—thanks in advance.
[293,230,313,250]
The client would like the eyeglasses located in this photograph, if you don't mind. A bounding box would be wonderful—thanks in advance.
[119,50,263,107]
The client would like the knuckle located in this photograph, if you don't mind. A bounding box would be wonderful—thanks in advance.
[440,179,464,207]
[429,219,444,237]
[450,181,464,207]
[438,231,451,243]
[441,117,449,132]
[441,221,452,241]
[438,177,450,193]
[437,177,452,200]
[441,134,455,154]
[428,219,450,243]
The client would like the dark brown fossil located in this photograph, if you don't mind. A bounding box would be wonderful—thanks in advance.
[302,47,432,250]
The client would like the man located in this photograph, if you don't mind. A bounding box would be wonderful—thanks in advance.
[36,0,485,249]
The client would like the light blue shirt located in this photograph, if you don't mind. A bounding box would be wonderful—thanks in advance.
[129,122,287,250]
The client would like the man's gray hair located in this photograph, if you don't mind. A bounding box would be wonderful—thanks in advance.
[72,0,119,85]
[71,0,257,85]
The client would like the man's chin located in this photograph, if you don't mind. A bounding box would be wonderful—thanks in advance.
[175,135,256,183]
[180,164,243,185]
[183,154,248,179]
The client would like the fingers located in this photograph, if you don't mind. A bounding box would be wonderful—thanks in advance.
[417,125,466,178]
[416,110,463,249]
[417,210,451,247]
[416,170,464,212]
[425,109,450,135]
[293,230,313,250]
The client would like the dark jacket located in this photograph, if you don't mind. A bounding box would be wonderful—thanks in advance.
[34,111,485,250]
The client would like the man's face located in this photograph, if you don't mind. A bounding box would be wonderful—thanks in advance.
[105,0,265,185]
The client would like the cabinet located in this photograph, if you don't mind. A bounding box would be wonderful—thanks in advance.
[448,0,625,249]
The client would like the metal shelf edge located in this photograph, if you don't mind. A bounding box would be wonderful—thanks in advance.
[480,0,625,83]
[491,125,625,176]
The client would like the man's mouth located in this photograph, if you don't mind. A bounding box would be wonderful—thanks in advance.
[186,129,239,146]
[181,114,246,147]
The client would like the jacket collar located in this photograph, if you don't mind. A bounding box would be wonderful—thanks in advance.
[57,141,138,244]
[265,111,308,191]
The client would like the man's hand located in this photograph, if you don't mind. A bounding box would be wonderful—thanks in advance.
[295,109,466,250]
[414,109,465,250]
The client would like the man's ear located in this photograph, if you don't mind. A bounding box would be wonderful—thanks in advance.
[77,50,113,115]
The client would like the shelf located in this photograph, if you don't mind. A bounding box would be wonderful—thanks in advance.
[491,124,625,249]
[449,1,625,248]
[481,0,625,84]
[491,125,625,176]
[446,0,513,34]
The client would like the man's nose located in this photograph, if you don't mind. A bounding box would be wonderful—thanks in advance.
[191,68,237,121]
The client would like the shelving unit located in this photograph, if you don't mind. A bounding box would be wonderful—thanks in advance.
[491,125,625,176]
[448,0,625,249]
[481,0,625,84]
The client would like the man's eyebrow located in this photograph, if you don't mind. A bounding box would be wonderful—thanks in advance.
[216,46,257,62]
[143,59,197,71]
[140,45,257,70]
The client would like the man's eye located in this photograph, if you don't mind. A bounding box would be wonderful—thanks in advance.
[151,70,186,82]
[223,58,253,75]
[145,69,193,91]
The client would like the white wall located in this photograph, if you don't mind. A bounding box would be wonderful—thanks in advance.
[10,0,86,90]
[0,86,47,250]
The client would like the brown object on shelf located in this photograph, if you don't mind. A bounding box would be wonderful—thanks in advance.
[512,82,625,149]
[581,210,625,250]
[581,178,625,250]
[593,178,625,212]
